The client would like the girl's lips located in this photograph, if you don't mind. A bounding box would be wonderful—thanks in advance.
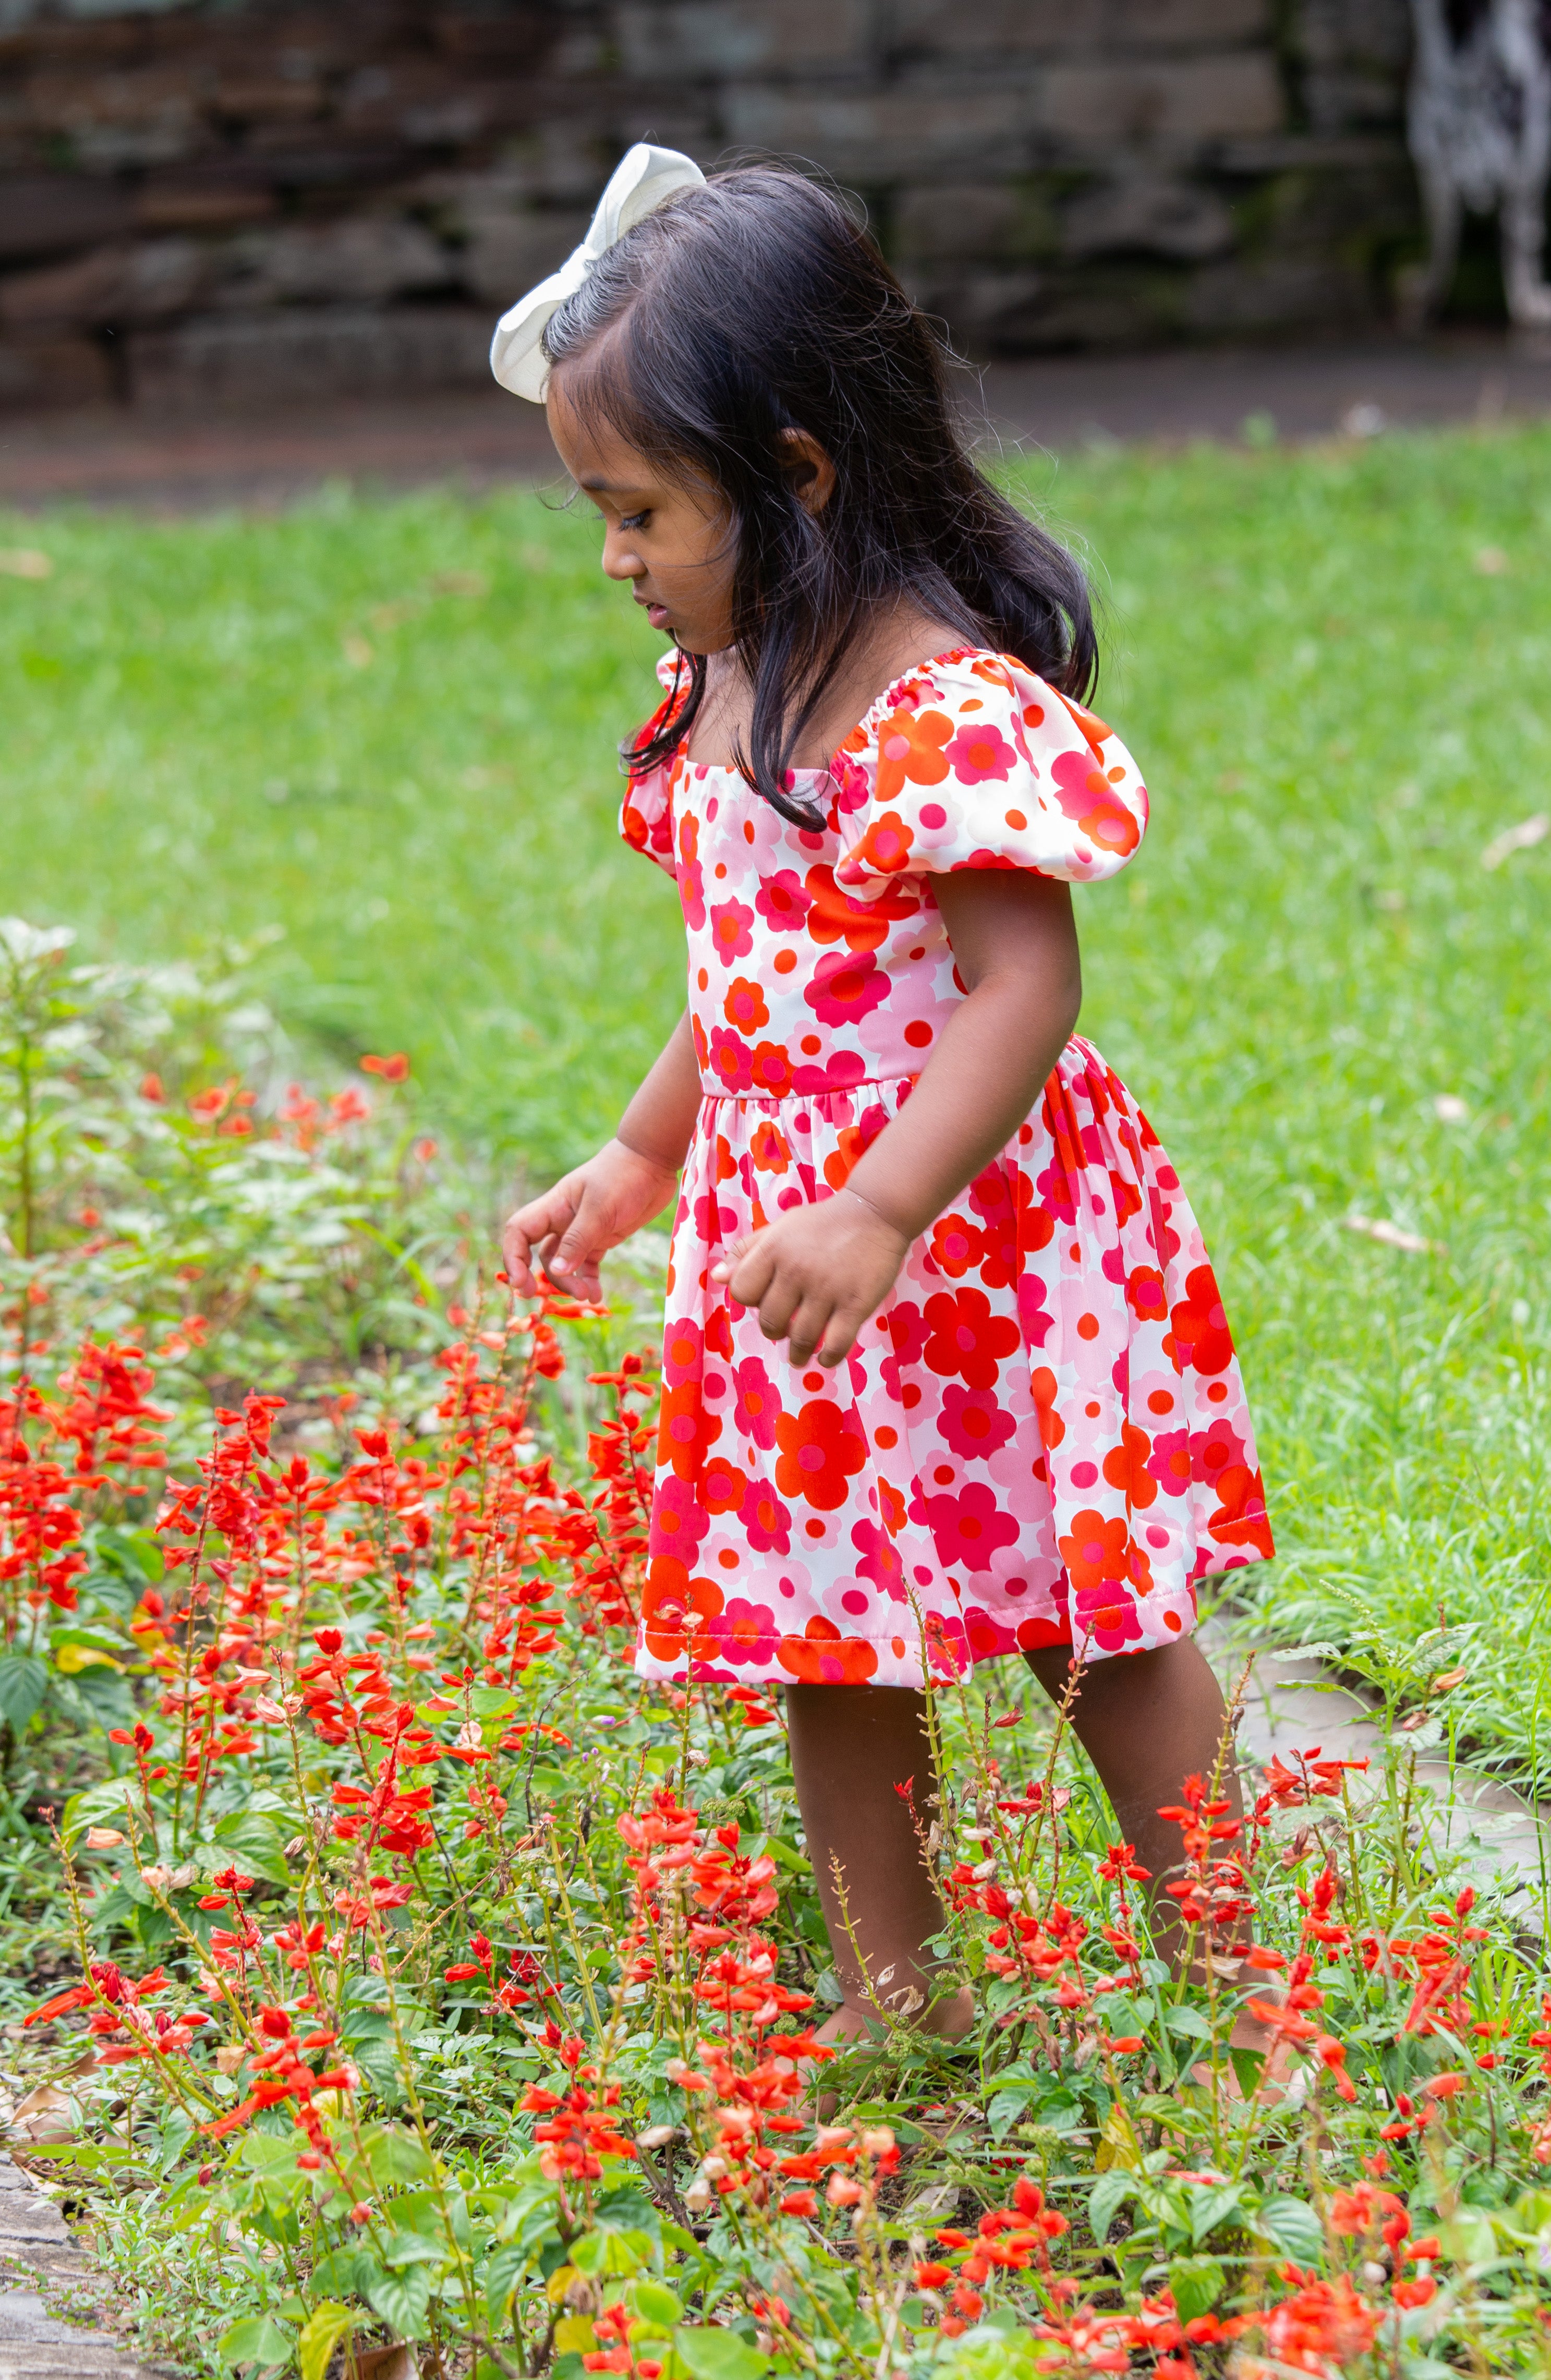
[643,601,671,630]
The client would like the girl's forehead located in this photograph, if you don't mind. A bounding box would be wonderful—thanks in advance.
[546,378,654,490]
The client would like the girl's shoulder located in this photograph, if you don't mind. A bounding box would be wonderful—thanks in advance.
[832,645,1150,890]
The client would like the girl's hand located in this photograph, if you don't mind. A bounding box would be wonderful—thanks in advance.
[502,1138,678,1301]
[713,1192,909,1368]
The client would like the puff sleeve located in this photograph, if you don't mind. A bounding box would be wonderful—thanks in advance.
[831,648,1148,896]
[619,649,692,878]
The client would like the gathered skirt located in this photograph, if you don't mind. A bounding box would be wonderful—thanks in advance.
[634,1036,1271,1691]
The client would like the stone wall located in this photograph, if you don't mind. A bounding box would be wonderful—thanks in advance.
[0,0,1422,412]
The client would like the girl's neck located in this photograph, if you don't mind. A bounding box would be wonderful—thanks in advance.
[683,602,967,770]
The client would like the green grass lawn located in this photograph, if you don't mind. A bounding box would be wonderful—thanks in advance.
[4,424,1550,1779]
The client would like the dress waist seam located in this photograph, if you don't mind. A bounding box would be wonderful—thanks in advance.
[698,1074,917,1103]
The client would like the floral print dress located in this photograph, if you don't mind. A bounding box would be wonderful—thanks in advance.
[621,645,1271,1690]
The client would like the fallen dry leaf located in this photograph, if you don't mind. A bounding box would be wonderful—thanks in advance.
[342,634,374,669]
[9,2083,76,2143]
[349,2346,417,2380]
[430,569,488,597]
[1344,1214,1444,1256]
[1481,813,1549,870]
[0,547,53,579]
[1431,1665,1468,1694]
[215,2045,247,2075]
[1473,546,1510,575]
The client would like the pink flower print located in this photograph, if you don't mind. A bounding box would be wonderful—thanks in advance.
[740,1477,792,1554]
[707,1597,781,1665]
[1146,1428,1193,1499]
[755,868,813,933]
[709,898,755,965]
[925,1480,1021,1573]
[648,1471,711,1565]
[1072,1580,1143,1654]
[803,948,890,1029]
[850,1516,906,1601]
[723,976,769,1033]
[1016,1272,1052,1348]
[732,1355,780,1449]
[1048,747,1141,862]
[661,1315,704,1388]
[706,1029,755,1094]
[938,1384,1017,1463]
[946,719,1016,784]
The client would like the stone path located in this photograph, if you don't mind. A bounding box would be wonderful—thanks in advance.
[0,2154,166,2380]
[1,333,1549,513]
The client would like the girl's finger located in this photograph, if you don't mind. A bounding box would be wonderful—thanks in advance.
[727,1235,778,1309]
[816,1307,863,1366]
[754,1272,802,1345]
[784,1295,834,1368]
[710,1232,755,1285]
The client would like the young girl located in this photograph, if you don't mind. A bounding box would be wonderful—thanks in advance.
[495,151,1274,2053]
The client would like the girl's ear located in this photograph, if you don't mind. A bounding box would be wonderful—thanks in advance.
[777,427,837,515]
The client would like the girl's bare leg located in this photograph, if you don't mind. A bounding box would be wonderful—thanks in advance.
[784,1682,973,2042]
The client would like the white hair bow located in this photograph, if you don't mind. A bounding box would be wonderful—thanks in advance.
[489,143,707,403]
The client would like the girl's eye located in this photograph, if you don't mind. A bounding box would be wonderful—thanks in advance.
[620,510,649,531]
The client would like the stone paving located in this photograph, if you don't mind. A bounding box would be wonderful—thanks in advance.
[0,2153,166,2380]
[1,333,1549,513]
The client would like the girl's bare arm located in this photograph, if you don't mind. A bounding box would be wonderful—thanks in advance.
[716,873,1082,1366]
[502,1009,701,1300]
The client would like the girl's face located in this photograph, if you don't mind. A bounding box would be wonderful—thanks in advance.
[547,371,735,653]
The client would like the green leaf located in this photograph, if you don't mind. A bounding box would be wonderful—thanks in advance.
[1167,2256,1224,2323]
[366,2261,434,2340]
[1255,2195,1325,2268]
[1188,2183,1243,2246]
[674,2328,768,2380]
[1088,2170,1135,2244]
[627,2281,684,2333]
[1164,2006,1211,2043]
[299,2301,357,2380]
[0,1653,49,1732]
[210,1809,292,1883]
[1440,2210,1498,2269]
[220,2315,297,2372]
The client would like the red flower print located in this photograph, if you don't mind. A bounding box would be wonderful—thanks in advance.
[803,864,919,953]
[873,706,954,801]
[707,1597,781,1665]
[1168,1263,1234,1376]
[748,1041,795,1097]
[657,1379,722,1480]
[677,813,705,929]
[945,720,1015,784]
[777,1616,879,1684]
[929,1213,984,1278]
[732,1356,780,1450]
[723,977,769,1033]
[836,807,915,881]
[642,1557,724,1665]
[708,898,755,965]
[649,1472,712,1562]
[749,1120,790,1173]
[1124,1266,1167,1326]
[1048,748,1141,860]
[1197,1418,1274,1557]
[774,1399,869,1511]
[821,1105,888,1191]
[739,1477,792,1553]
[939,1383,1017,1461]
[661,1316,703,1387]
[1100,1421,1156,1510]
[1145,1428,1193,1499]
[922,1286,1021,1391]
[850,1517,906,1599]
[925,1481,1021,1573]
[1057,1508,1132,1596]
[803,948,890,1029]
[754,868,813,932]
[700,1457,748,1516]
[705,1304,733,1358]
[1029,1367,1064,1451]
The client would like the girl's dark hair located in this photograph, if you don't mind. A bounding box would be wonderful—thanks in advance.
[542,163,1097,829]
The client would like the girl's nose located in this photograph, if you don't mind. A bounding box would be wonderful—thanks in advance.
[601,530,644,583]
